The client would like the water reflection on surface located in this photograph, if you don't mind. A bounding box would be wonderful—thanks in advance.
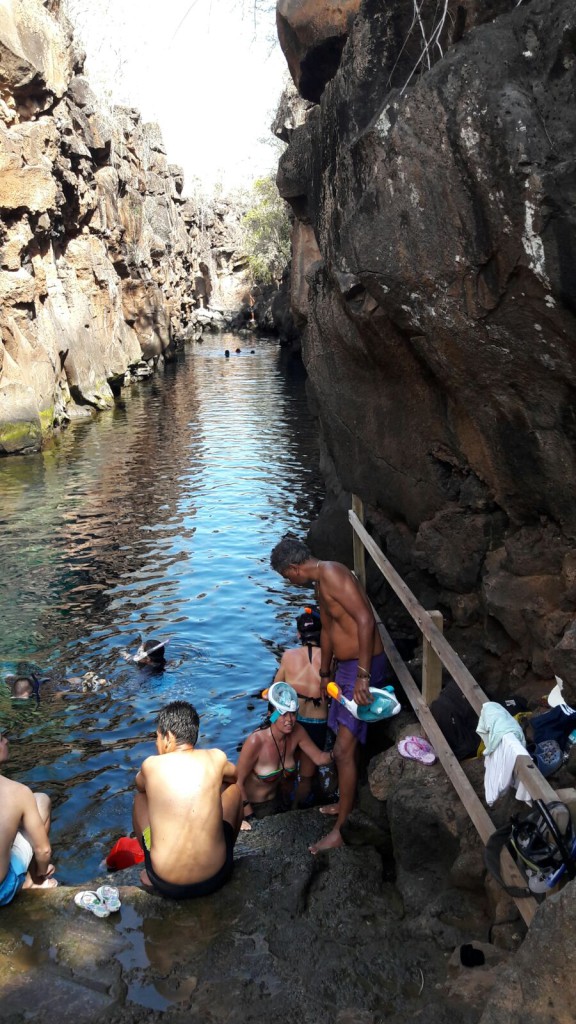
[0,334,323,883]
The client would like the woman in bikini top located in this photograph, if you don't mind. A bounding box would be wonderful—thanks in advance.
[273,607,328,726]
[237,682,332,822]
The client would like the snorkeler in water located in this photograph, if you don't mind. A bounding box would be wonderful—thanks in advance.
[126,639,167,670]
[7,671,108,698]
[7,675,51,701]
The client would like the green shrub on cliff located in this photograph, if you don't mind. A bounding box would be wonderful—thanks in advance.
[242,175,291,285]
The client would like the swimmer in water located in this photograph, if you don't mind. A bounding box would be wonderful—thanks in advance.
[127,639,167,669]
[7,675,51,701]
[8,672,107,697]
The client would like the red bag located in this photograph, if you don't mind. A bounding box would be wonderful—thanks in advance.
[106,836,144,870]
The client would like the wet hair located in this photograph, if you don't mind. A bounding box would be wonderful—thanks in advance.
[143,639,166,663]
[157,701,199,746]
[270,535,312,574]
[297,606,321,643]
[12,677,34,699]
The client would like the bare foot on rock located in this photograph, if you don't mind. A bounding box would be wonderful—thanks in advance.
[319,803,340,816]
[25,877,58,890]
[309,828,344,854]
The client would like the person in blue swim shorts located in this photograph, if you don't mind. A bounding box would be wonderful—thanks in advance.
[271,535,392,855]
[0,734,57,906]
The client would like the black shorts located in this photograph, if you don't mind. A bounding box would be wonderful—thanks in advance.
[143,821,235,900]
[298,718,328,753]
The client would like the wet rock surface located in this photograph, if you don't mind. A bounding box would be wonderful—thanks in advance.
[0,807,499,1024]
[3,727,576,1024]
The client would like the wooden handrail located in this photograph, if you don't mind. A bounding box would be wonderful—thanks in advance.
[374,613,537,925]
[351,495,366,590]
[349,509,487,713]
[422,609,443,705]
[347,501,561,926]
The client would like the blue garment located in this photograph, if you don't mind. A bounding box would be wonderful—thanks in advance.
[328,652,389,745]
[0,849,27,907]
[531,707,576,750]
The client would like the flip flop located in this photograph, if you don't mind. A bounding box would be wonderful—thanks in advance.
[398,736,436,765]
[96,885,121,911]
[74,890,110,918]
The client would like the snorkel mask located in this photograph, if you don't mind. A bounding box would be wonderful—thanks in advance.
[133,639,167,664]
[267,682,298,723]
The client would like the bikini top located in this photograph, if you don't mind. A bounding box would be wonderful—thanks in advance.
[254,762,297,783]
[253,727,297,782]
[293,648,325,708]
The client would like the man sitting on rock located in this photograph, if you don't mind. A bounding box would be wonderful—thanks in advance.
[133,700,243,899]
[0,733,58,906]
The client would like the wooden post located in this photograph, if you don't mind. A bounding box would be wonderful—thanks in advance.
[351,495,366,590]
[422,610,443,706]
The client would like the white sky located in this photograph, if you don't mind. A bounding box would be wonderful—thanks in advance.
[65,0,288,195]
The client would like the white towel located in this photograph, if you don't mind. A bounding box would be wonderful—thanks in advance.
[484,732,532,806]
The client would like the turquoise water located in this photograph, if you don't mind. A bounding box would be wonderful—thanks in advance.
[0,334,323,884]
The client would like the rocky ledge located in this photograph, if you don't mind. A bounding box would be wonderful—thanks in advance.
[2,724,576,1024]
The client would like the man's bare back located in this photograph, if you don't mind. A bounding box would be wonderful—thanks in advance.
[133,700,243,898]
[137,747,232,884]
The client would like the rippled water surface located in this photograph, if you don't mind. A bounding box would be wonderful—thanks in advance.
[0,334,323,883]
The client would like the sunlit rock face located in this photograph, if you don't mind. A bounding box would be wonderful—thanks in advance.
[0,0,250,454]
[276,0,576,695]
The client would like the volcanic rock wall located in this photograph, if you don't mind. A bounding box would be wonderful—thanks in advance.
[0,0,250,455]
[276,0,576,695]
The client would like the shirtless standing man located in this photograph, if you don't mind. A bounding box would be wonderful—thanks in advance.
[270,535,389,853]
[133,700,243,899]
[0,734,57,906]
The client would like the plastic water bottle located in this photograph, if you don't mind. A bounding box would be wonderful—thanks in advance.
[326,682,401,721]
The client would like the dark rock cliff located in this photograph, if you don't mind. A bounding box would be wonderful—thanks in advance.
[276,0,576,697]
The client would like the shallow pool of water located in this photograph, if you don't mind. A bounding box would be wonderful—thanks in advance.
[0,334,323,883]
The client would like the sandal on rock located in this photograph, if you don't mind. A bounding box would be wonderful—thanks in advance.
[74,890,110,917]
[96,885,121,911]
[398,736,437,765]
